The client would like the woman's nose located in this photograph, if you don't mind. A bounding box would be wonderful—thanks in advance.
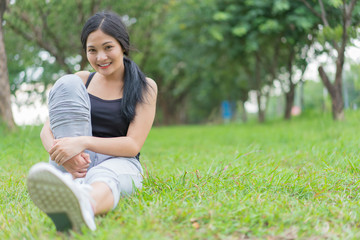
[97,51,107,61]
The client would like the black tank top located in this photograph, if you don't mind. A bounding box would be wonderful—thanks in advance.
[85,72,129,138]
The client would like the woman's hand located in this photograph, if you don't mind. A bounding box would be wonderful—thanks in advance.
[49,136,86,165]
[62,152,91,179]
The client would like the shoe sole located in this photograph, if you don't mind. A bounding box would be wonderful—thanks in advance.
[27,163,94,232]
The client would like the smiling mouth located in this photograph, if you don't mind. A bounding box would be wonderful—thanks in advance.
[98,63,111,68]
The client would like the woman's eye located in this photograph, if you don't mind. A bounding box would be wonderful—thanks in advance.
[88,49,96,53]
[105,46,113,50]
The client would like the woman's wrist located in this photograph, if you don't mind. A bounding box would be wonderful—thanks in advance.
[41,134,54,153]
[46,141,55,153]
[81,136,91,151]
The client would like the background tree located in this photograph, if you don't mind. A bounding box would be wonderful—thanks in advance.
[153,0,230,124]
[3,0,360,126]
[300,0,359,120]
[209,0,289,122]
[4,0,172,124]
[0,0,15,130]
[4,0,104,93]
[272,1,317,119]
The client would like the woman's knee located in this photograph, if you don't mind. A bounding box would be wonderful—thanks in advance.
[48,74,91,134]
[54,74,83,89]
[49,74,86,100]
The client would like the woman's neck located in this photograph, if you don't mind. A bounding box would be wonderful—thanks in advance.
[105,66,124,82]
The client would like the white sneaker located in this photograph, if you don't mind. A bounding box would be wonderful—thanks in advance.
[27,162,96,232]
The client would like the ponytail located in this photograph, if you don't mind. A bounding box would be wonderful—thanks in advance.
[121,57,149,122]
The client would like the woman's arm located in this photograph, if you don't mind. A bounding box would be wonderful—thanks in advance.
[40,119,55,152]
[40,118,91,177]
[49,78,158,165]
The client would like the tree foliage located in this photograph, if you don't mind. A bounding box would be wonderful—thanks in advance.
[300,0,360,120]
[2,0,360,126]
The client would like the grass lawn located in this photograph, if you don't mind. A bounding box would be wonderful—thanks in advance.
[1,111,360,239]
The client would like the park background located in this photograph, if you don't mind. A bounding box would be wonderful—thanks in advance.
[2,0,360,239]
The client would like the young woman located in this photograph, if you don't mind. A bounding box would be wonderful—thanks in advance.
[27,11,157,232]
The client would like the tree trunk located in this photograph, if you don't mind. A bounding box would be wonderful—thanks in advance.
[255,52,265,123]
[284,47,295,120]
[239,101,247,123]
[299,79,304,111]
[157,89,185,125]
[258,110,265,123]
[0,0,15,130]
[157,94,174,125]
[284,84,295,120]
[318,66,344,120]
[256,91,265,123]
[331,82,344,120]
[158,98,188,125]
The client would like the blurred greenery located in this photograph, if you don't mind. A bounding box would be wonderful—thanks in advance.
[2,0,360,125]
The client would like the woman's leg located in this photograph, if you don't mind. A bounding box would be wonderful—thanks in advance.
[27,74,96,232]
[85,156,143,215]
[47,74,94,171]
[90,182,114,214]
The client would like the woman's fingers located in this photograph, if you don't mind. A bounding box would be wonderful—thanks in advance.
[78,163,90,171]
[58,154,73,165]
[49,138,84,165]
[72,171,86,179]
[81,152,91,163]
[48,139,59,155]
[49,144,62,163]
[50,149,60,163]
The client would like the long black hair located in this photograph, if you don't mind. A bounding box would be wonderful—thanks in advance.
[80,11,148,123]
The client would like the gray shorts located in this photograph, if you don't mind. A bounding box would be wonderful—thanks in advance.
[48,74,143,208]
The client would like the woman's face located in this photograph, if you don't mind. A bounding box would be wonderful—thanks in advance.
[86,29,124,77]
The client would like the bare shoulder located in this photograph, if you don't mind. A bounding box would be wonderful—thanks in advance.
[146,77,158,95]
[75,71,91,85]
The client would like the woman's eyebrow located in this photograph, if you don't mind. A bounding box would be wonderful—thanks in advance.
[87,41,113,48]
[102,41,113,45]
